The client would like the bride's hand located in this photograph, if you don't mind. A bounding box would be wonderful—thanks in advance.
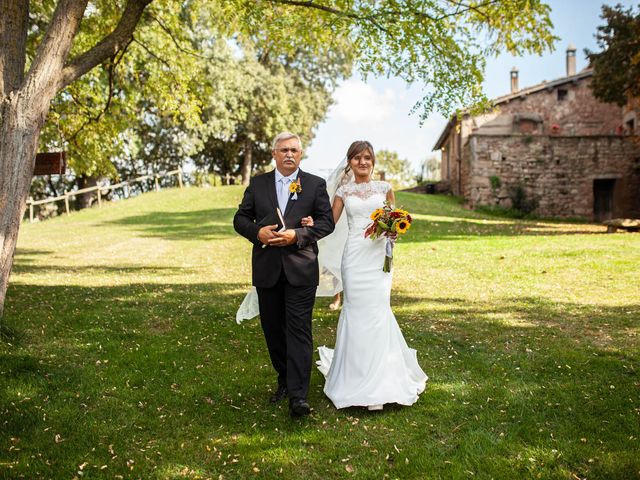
[301,216,314,227]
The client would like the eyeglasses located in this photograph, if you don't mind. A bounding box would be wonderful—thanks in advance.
[276,148,300,154]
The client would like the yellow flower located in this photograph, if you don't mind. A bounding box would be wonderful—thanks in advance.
[289,180,302,194]
[370,208,384,221]
[396,220,410,234]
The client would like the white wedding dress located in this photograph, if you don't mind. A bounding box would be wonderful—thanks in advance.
[317,180,428,409]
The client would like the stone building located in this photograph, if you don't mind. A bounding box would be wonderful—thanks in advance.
[433,45,640,220]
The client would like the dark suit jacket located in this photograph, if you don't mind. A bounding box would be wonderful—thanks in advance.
[233,169,335,288]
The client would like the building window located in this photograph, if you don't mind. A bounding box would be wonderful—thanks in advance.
[557,88,568,101]
[626,118,635,134]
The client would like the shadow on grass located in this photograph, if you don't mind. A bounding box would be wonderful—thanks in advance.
[397,193,604,242]
[2,280,638,478]
[99,207,238,241]
[84,195,605,247]
[11,262,189,276]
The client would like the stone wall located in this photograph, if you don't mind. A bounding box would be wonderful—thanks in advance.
[466,135,640,219]
[486,76,623,136]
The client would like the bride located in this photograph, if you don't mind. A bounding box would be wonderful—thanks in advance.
[315,140,427,411]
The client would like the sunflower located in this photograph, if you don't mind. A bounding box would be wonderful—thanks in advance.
[289,180,302,194]
[370,208,384,221]
[396,219,410,234]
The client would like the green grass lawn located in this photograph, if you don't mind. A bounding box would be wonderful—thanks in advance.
[1,186,639,479]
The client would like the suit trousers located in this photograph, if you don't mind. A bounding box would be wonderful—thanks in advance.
[256,270,317,401]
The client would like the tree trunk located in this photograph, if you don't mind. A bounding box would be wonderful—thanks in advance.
[0,90,46,319]
[241,138,252,186]
[75,175,97,209]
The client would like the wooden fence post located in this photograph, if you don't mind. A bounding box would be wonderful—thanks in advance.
[28,199,34,223]
[178,167,184,188]
[97,187,102,207]
[64,192,70,215]
[154,175,160,191]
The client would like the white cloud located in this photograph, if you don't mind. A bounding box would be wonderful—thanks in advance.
[330,80,395,124]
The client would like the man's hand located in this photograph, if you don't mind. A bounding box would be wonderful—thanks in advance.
[258,224,279,246]
[268,229,298,247]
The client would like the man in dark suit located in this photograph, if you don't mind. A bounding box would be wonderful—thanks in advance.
[233,132,335,417]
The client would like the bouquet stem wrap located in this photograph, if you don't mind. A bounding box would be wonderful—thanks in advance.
[384,236,396,273]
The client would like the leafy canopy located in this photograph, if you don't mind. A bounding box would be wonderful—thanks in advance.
[34,0,557,179]
[586,4,640,106]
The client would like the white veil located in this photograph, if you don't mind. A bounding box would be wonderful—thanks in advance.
[235,159,352,323]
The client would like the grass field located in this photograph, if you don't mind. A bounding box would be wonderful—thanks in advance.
[1,186,639,479]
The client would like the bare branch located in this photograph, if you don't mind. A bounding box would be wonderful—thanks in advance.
[0,0,29,97]
[59,0,153,90]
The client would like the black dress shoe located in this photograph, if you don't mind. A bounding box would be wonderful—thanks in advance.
[269,385,288,404]
[289,399,311,417]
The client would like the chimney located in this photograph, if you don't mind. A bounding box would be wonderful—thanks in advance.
[566,44,576,76]
[510,67,519,93]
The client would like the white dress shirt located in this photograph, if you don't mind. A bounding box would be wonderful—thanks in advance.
[274,168,299,214]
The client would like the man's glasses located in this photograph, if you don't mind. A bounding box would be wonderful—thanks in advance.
[276,148,300,154]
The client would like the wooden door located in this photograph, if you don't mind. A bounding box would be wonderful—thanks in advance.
[593,179,616,222]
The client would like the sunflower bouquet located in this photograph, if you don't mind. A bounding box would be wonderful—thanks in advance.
[364,201,413,272]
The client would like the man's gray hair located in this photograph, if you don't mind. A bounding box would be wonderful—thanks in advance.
[272,132,303,151]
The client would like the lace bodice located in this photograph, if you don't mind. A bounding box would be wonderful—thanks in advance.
[336,181,391,234]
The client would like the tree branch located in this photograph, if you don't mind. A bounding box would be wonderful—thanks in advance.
[59,0,153,90]
[66,36,133,144]
[269,0,392,35]
[143,10,207,59]
[26,0,89,96]
[440,0,497,22]
[268,0,361,20]
[0,0,29,97]
[132,37,173,72]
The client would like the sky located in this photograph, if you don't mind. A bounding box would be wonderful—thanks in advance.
[301,0,637,177]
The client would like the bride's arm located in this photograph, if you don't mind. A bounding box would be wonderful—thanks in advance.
[386,187,396,206]
[300,195,345,227]
[332,195,345,224]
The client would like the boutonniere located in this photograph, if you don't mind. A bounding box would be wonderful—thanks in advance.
[289,178,302,200]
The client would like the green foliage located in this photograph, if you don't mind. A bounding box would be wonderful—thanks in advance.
[3,187,639,478]
[508,183,539,217]
[36,0,353,188]
[31,0,556,193]
[489,175,502,192]
[586,4,640,106]
[376,149,416,189]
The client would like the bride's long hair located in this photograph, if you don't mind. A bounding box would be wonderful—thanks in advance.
[344,140,376,178]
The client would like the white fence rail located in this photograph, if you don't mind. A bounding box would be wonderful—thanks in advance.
[26,168,183,223]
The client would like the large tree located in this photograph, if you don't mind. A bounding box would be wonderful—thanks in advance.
[376,150,416,190]
[1,0,556,318]
[193,42,351,185]
[586,4,640,107]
